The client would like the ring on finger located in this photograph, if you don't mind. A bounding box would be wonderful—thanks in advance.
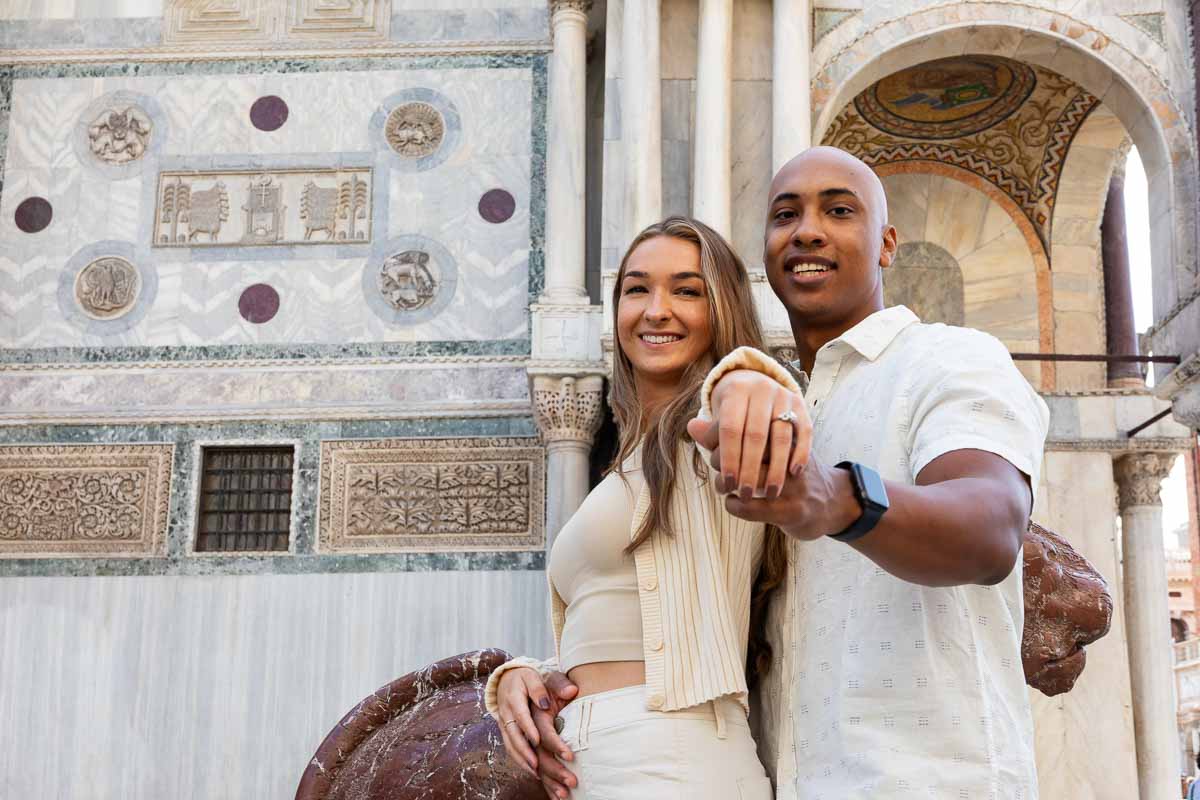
[502,718,519,727]
[774,410,798,424]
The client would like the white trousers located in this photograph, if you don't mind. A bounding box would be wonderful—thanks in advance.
[556,685,773,800]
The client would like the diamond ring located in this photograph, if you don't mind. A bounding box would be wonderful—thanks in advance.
[775,410,799,424]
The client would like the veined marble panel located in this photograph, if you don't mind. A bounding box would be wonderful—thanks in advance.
[319,436,545,553]
[0,443,172,557]
[0,359,532,424]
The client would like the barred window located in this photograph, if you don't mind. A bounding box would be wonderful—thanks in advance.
[196,446,294,552]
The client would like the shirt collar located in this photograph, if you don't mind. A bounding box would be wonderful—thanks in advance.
[828,305,920,362]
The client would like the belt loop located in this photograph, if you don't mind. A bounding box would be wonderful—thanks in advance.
[714,699,728,740]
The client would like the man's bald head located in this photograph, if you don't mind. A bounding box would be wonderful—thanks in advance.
[771,146,889,228]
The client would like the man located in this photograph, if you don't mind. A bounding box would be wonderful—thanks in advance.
[520,146,1048,798]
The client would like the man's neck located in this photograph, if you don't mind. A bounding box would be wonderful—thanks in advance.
[789,303,883,374]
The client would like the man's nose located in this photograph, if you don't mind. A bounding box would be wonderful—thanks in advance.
[792,211,826,247]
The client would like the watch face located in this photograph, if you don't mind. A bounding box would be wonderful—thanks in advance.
[858,464,890,511]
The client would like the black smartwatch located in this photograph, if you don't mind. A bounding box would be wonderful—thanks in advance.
[829,461,889,543]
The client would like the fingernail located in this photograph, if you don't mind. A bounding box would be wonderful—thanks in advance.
[539,698,550,710]
[767,485,781,498]
[723,473,734,490]
[790,462,803,476]
[561,751,572,761]
[739,485,752,500]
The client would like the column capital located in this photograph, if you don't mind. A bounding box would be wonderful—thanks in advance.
[1114,451,1178,509]
[533,374,605,444]
[551,0,592,17]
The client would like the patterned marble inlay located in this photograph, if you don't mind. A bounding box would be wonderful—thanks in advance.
[319,437,545,553]
[153,168,373,247]
[75,256,141,321]
[0,444,173,558]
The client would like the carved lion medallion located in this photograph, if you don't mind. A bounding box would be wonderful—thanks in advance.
[384,102,445,158]
[75,257,140,320]
[88,105,153,165]
[378,250,438,312]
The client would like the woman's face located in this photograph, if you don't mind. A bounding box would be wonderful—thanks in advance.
[616,236,714,398]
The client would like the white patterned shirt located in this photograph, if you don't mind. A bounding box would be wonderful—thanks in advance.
[711,306,1049,800]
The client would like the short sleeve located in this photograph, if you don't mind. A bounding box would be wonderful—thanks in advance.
[905,328,1048,489]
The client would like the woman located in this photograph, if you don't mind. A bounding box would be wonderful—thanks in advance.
[484,217,809,799]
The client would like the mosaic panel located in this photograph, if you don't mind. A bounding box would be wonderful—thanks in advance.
[0,444,173,558]
[823,55,1100,255]
[153,168,373,248]
[319,436,544,553]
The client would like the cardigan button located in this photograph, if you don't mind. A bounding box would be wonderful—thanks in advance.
[642,577,658,591]
[650,638,664,652]
[647,693,665,709]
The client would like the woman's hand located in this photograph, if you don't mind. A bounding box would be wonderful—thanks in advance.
[496,667,579,794]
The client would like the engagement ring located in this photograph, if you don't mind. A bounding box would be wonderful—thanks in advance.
[775,410,799,424]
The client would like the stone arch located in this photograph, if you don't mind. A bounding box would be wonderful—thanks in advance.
[810,10,1196,325]
[874,161,1054,390]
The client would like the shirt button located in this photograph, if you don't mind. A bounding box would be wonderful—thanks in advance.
[642,577,658,591]
[647,693,665,709]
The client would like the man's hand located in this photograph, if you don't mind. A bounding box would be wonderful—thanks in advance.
[688,369,810,498]
[495,668,580,799]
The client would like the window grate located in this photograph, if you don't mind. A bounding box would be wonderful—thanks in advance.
[196,446,294,552]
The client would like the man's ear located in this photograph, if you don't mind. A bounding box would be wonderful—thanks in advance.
[878,224,899,269]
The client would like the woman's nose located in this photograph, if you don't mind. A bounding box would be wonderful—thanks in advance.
[644,291,672,321]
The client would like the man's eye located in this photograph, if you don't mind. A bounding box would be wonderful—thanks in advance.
[830,206,853,216]
[774,209,796,221]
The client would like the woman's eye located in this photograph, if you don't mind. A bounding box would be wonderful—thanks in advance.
[622,285,647,294]
[677,287,703,297]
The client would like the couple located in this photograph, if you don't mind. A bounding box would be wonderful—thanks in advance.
[486,146,1049,799]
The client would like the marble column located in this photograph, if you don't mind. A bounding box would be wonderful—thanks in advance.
[621,0,663,235]
[532,375,606,547]
[543,0,592,304]
[1114,451,1182,799]
[771,0,811,172]
[692,0,733,237]
[1102,158,1144,387]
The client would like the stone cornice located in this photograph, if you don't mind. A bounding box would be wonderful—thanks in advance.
[1045,436,1193,453]
[0,354,529,373]
[0,39,550,66]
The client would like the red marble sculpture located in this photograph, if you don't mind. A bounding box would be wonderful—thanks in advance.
[297,524,1112,800]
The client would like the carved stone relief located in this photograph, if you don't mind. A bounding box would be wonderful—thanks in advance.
[164,0,390,45]
[384,102,445,158]
[0,444,173,557]
[532,375,605,444]
[1113,451,1178,509]
[318,437,545,552]
[75,256,141,320]
[154,168,372,248]
[88,106,153,165]
[378,250,438,311]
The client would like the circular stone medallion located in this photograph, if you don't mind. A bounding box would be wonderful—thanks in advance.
[238,283,280,324]
[855,55,1036,140]
[87,104,153,165]
[378,250,439,312]
[74,256,141,320]
[478,189,516,224]
[384,102,445,158]
[250,95,289,132]
[14,197,52,233]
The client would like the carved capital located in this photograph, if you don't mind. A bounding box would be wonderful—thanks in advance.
[550,0,592,16]
[1113,451,1178,509]
[533,375,605,445]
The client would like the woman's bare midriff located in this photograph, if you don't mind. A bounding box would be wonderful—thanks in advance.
[567,661,646,698]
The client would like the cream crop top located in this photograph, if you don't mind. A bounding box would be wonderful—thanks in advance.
[547,464,645,673]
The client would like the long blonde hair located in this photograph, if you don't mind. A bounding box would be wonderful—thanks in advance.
[608,215,787,682]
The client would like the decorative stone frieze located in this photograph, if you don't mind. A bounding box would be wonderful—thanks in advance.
[154,168,373,248]
[0,444,173,558]
[1113,451,1178,509]
[532,375,605,445]
[318,437,545,552]
[164,0,390,45]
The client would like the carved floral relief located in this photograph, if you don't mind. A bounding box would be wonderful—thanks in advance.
[319,437,545,552]
[0,444,173,557]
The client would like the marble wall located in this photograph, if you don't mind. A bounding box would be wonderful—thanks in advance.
[0,58,540,349]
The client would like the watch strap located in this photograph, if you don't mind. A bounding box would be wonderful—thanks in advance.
[829,461,886,543]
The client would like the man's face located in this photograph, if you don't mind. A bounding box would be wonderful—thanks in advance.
[763,149,897,328]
